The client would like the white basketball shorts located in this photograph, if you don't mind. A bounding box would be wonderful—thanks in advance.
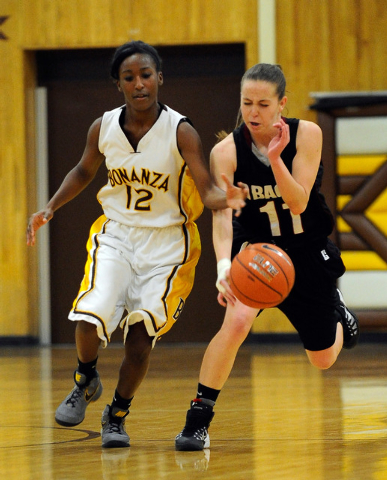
[69,215,201,347]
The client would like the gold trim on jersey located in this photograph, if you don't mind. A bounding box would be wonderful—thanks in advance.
[71,215,111,341]
[157,221,201,339]
[179,163,204,224]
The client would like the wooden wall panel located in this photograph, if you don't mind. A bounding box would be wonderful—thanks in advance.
[276,0,387,122]
[0,2,32,337]
[20,0,257,58]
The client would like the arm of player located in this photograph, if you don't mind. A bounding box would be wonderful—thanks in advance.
[26,118,105,246]
[212,208,237,307]
[210,137,239,306]
[177,121,247,214]
[268,118,322,215]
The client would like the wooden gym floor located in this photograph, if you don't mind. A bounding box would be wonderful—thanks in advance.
[1,341,387,479]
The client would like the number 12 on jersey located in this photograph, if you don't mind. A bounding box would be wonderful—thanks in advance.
[126,185,153,211]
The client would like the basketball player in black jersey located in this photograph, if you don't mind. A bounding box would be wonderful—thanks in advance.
[175,63,359,451]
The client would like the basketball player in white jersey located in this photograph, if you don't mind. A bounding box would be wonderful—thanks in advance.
[27,40,248,448]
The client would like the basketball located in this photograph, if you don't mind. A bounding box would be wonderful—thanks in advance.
[229,243,295,309]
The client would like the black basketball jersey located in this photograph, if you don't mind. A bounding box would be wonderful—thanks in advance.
[232,118,334,255]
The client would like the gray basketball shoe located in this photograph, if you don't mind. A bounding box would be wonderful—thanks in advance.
[55,371,103,426]
[101,404,130,448]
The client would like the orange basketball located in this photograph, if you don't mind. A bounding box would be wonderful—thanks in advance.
[229,243,295,309]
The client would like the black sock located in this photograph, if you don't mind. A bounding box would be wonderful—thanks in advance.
[196,383,220,406]
[111,389,133,411]
[77,357,98,382]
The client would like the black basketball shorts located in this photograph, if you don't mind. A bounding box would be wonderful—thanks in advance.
[277,238,346,351]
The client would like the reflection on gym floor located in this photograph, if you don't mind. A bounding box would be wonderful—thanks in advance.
[1,342,387,479]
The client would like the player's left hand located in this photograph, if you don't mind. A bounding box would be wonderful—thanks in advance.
[221,173,248,217]
[268,118,290,160]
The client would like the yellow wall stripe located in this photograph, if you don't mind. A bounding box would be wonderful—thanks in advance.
[337,155,386,175]
[342,252,387,270]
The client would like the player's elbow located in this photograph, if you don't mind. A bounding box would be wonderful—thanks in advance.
[291,205,307,216]
[200,188,227,211]
[200,196,217,211]
[285,191,309,215]
[75,164,97,185]
[286,200,307,216]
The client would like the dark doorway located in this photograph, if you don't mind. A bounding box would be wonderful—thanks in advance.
[36,44,245,344]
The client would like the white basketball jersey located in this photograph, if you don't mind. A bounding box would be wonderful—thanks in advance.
[97,104,203,228]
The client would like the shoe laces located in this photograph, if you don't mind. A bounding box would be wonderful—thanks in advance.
[106,421,123,433]
[193,428,208,441]
[181,423,208,437]
[105,415,126,433]
[341,306,358,336]
[66,386,84,407]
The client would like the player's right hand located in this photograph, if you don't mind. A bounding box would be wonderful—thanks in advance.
[216,258,237,307]
[26,209,53,246]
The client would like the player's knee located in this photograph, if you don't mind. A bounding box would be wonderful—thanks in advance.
[224,311,252,341]
[76,320,98,336]
[124,341,152,367]
[312,358,335,370]
[306,350,337,370]
[124,323,153,360]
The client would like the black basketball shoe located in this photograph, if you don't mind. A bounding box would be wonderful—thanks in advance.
[336,289,360,349]
[175,399,215,451]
